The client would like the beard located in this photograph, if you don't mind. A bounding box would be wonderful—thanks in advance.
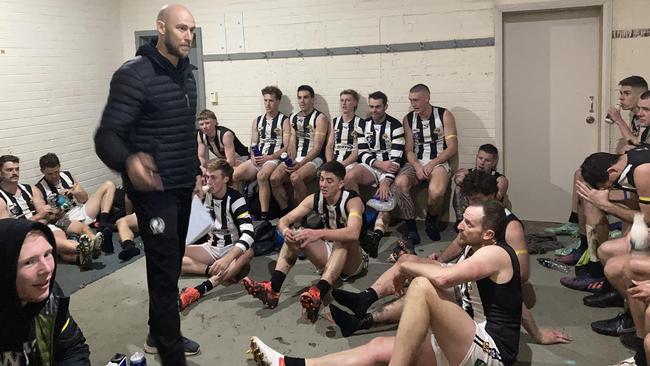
[165,36,189,59]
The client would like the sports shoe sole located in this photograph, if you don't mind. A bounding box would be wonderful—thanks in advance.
[143,342,200,356]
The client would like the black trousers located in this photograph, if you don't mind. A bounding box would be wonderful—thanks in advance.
[128,188,192,366]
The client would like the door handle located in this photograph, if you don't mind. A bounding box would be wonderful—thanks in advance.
[588,96,595,113]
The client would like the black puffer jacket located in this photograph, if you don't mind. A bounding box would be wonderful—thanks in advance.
[95,42,199,190]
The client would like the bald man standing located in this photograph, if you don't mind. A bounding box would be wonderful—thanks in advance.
[95,4,201,364]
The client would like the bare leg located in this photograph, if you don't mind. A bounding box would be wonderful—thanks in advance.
[426,167,449,215]
[209,249,254,286]
[182,245,215,275]
[291,163,317,205]
[53,229,78,263]
[116,213,138,242]
[343,165,375,194]
[270,164,290,210]
[83,180,116,219]
[232,160,258,184]
[257,162,277,213]
[389,277,475,366]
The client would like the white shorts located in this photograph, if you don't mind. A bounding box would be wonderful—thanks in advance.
[47,224,62,233]
[255,159,279,171]
[359,163,383,187]
[295,156,324,169]
[197,241,239,262]
[65,205,94,224]
[323,240,369,281]
[430,321,505,366]
[419,160,451,176]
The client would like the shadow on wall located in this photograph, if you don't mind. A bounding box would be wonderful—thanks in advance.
[314,94,331,119]
[280,95,294,117]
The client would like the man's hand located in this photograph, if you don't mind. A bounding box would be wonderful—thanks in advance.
[575,180,610,210]
[628,280,650,303]
[607,105,624,125]
[414,162,427,181]
[286,161,303,174]
[393,263,410,297]
[375,160,399,174]
[424,161,439,176]
[283,227,300,245]
[535,328,572,345]
[208,256,233,279]
[295,228,323,246]
[126,152,163,191]
[376,180,392,201]
[427,252,441,261]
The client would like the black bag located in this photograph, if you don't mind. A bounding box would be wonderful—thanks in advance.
[245,181,282,220]
[252,220,276,256]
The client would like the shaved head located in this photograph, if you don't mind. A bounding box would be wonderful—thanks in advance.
[155,4,196,65]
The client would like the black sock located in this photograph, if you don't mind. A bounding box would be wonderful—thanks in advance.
[195,280,213,296]
[284,356,306,366]
[330,304,374,337]
[270,270,286,293]
[260,212,269,220]
[316,280,331,297]
[332,287,377,318]
[427,214,438,222]
[98,212,111,228]
[118,240,140,261]
[204,265,211,276]
[568,211,579,224]
[373,229,384,238]
[634,347,647,366]
[405,219,417,233]
[586,261,604,278]
[579,234,588,251]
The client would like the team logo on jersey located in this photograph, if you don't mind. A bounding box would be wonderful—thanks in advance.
[339,216,345,225]
[383,133,389,140]
[351,131,357,138]
[274,127,282,135]
[433,127,442,135]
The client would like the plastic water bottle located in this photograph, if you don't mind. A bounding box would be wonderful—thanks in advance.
[251,143,262,157]
[280,152,293,167]
[129,352,147,366]
[537,257,571,273]
[630,213,648,251]
[367,194,396,212]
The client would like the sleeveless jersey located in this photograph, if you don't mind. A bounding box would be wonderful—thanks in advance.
[356,114,405,180]
[198,126,249,160]
[407,106,448,163]
[36,171,78,207]
[332,115,361,162]
[203,186,254,253]
[256,112,287,155]
[290,109,324,159]
[616,145,650,192]
[0,184,36,219]
[313,189,361,230]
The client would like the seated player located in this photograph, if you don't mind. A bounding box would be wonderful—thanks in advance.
[249,200,522,366]
[330,170,569,345]
[0,155,98,268]
[453,143,507,229]
[196,109,249,173]
[390,83,458,247]
[179,160,254,310]
[565,146,650,337]
[344,91,405,257]
[242,161,368,322]
[233,86,290,221]
[325,89,362,170]
[36,152,116,233]
[547,76,648,238]
[0,219,90,365]
[270,85,329,215]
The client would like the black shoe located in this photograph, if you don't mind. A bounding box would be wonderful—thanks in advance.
[583,290,624,308]
[591,311,635,336]
[144,334,200,356]
[620,332,644,350]
[100,226,115,253]
[365,231,382,258]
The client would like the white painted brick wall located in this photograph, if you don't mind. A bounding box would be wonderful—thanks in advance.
[0,0,123,192]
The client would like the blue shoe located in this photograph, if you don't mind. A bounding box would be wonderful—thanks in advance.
[544,222,579,236]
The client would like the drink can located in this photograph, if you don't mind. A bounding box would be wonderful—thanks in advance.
[129,352,147,366]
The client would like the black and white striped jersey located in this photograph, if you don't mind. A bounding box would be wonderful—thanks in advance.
[256,113,288,155]
[332,115,361,162]
[356,114,405,180]
[198,126,249,160]
[312,189,361,230]
[615,145,650,193]
[203,186,254,252]
[0,184,36,219]
[406,106,448,164]
[291,109,324,159]
[35,171,78,207]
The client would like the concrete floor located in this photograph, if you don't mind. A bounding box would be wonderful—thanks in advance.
[69,223,634,365]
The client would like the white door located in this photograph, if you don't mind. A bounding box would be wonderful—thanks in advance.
[503,7,602,222]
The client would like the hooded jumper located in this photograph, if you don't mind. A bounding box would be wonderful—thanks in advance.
[0,219,89,365]
[94,41,200,191]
